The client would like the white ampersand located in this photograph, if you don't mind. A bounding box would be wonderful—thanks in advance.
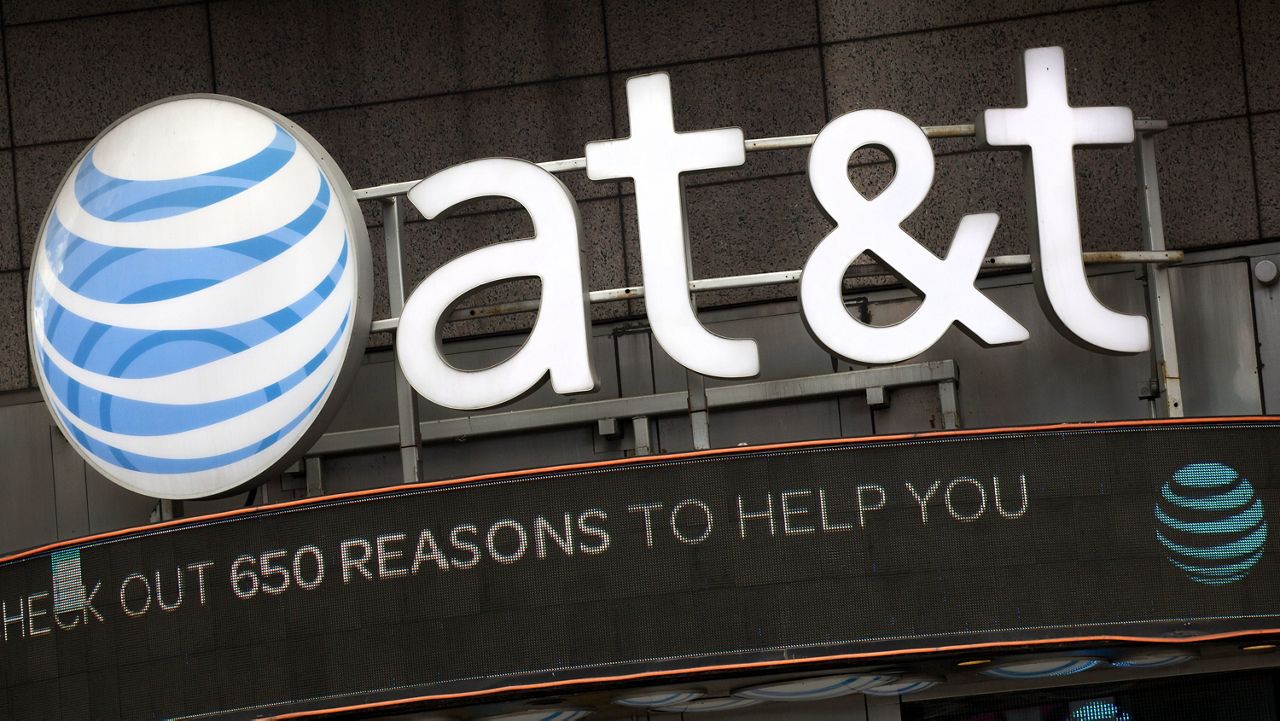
[799,109,1030,364]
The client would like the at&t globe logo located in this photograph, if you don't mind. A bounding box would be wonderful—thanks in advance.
[28,96,371,499]
[1155,462,1268,585]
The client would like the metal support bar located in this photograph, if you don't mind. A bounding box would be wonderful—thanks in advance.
[306,426,405,456]
[1134,124,1184,418]
[420,391,689,442]
[631,416,653,456]
[156,499,183,522]
[304,456,324,498]
[357,116,1179,336]
[982,250,1180,268]
[706,360,956,409]
[865,386,888,409]
[382,197,424,481]
[866,694,903,721]
[352,124,980,201]
[306,361,958,457]
[686,370,711,451]
[938,379,961,430]
[595,417,621,439]
[355,119,1157,201]
[304,114,1187,468]
[688,410,711,450]
[367,250,1184,333]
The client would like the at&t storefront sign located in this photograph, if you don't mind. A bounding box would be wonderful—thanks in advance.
[30,47,1153,499]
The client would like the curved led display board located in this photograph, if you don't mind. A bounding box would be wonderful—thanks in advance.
[1,418,1278,718]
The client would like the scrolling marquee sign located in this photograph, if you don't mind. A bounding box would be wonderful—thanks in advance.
[0,419,1275,717]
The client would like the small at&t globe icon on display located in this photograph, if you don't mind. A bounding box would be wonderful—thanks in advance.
[27,95,371,499]
[1155,462,1268,585]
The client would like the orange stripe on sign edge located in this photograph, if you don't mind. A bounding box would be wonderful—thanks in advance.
[3,415,1277,567]
[267,628,1280,719]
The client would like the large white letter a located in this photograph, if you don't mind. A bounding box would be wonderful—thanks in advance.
[398,158,598,410]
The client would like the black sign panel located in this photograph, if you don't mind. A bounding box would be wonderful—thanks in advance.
[2,420,1279,718]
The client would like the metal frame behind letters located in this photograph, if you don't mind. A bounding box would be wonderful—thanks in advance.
[311,119,1181,486]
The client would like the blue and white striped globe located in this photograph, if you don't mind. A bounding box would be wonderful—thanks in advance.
[1156,462,1268,585]
[28,96,369,499]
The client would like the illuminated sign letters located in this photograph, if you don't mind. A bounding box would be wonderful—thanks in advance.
[585,73,760,379]
[399,46,1149,410]
[801,109,1029,363]
[29,46,1159,493]
[398,158,597,410]
[979,46,1148,353]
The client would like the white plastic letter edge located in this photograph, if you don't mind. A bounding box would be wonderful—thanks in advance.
[585,73,759,378]
[981,46,1149,353]
[800,109,1029,364]
[398,158,598,410]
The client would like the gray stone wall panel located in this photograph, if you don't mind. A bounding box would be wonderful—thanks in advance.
[622,173,829,309]
[824,0,1244,128]
[901,144,1140,254]
[1253,112,1280,238]
[0,269,26,391]
[291,75,616,205]
[0,32,10,147]
[14,140,81,268]
[1241,0,1280,113]
[604,0,818,69]
[616,133,1165,312]
[6,4,212,145]
[2,0,201,25]
[609,48,826,187]
[0,150,19,271]
[1157,118,1259,247]
[819,0,1128,41]
[210,0,607,113]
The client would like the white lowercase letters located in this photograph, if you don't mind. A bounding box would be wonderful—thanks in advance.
[397,47,1146,411]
